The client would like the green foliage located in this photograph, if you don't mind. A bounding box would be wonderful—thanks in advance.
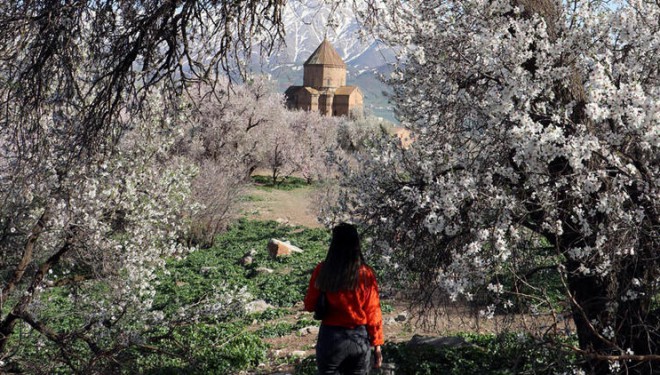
[133,323,268,374]
[255,322,294,338]
[249,308,290,322]
[293,318,319,329]
[132,220,329,371]
[153,219,329,315]
[381,302,395,314]
[10,220,581,373]
[254,316,319,340]
[381,333,578,375]
[251,175,310,190]
[7,220,328,373]
[294,356,318,375]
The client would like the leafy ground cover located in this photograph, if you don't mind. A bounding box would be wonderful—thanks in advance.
[294,332,578,375]
[12,181,579,374]
[146,219,578,374]
[136,219,330,373]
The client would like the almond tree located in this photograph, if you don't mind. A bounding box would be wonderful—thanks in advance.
[336,0,659,373]
[290,110,341,184]
[0,1,285,371]
[176,77,287,245]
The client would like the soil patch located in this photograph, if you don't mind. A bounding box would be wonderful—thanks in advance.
[239,186,322,228]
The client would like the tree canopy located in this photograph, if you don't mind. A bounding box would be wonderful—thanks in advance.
[0,1,285,372]
[334,0,659,373]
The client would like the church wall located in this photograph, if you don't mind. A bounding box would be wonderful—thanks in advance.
[296,90,318,111]
[318,93,334,116]
[350,91,363,108]
[333,95,350,116]
[333,91,363,117]
[303,66,324,87]
[304,66,346,88]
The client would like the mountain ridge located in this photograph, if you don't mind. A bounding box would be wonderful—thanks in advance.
[252,1,397,122]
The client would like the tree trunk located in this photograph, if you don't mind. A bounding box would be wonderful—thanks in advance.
[566,256,657,374]
[566,263,615,374]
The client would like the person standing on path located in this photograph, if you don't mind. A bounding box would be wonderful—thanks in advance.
[304,223,384,374]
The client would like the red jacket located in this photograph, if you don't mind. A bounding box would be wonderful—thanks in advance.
[304,262,384,346]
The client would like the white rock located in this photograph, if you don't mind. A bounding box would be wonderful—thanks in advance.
[245,299,274,314]
[298,325,320,336]
[290,350,307,357]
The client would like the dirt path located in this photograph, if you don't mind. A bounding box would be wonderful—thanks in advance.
[239,186,323,228]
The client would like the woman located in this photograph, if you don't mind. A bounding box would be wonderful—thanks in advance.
[304,223,384,374]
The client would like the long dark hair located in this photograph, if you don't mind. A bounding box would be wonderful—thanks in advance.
[315,223,365,292]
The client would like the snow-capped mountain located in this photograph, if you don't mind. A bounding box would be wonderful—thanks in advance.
[253,1,397,122]
[273,1,393,68]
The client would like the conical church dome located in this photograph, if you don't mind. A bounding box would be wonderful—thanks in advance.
[304,38,346,68]
[286,38,362,118]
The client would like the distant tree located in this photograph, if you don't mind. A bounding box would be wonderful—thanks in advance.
[256,105,341,186]
[336,115,393,152]
[336,0,659,373]
[257,107,296,185]
[290,110,341,184]
[0,0,285,371]
[175,77,288,245]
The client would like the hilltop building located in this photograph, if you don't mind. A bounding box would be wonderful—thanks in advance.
[285,39,363,117]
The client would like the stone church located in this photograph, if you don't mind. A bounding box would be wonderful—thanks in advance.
[285,39,363,117]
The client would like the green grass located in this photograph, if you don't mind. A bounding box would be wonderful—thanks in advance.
[255,317,320,339]
[251,175,311,191]
[239,194,265,202]
[134,322,268,374]
[381,302,395,314]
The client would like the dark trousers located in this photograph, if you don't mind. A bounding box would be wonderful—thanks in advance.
[316,324,371,375]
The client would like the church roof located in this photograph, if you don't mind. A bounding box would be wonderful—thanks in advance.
[334,86,360,96]
[284,85,320,98]
[304,39,346,68]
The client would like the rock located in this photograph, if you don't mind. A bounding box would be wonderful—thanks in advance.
[239,255,253,266]
[239,249,257,266]
[406,335,471,351]
[255,267,274,274]
[289,350,307,358]
[244,299,274,314]
[267,238,303,258]
[395,311,408,322]
[298,326,320,336]
[276,217,290,225]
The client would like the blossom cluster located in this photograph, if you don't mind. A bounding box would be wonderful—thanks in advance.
[332,0,659,364]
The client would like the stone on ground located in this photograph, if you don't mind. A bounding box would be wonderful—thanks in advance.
[267,238,303,258]
[245,299,274,314]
